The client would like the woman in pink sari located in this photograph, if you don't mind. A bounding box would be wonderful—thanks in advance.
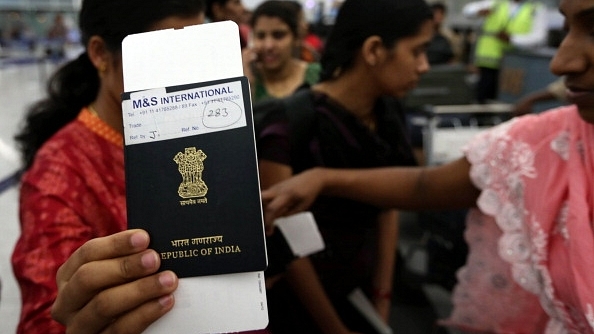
[259,0,594,332]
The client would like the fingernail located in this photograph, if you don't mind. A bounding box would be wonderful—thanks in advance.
[159,294,174,307]
[130,231,149,249]
[141,252,158,269]
[159,271,176,288]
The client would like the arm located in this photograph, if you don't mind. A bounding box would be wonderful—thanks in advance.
[259,160,357,334]
[285,258,359,334]
[512,89,557,116]
[242,46,259,96]
[52,230,178,333]
[513,78,567,116]
[371,209,399,322]
[262,156,479,224]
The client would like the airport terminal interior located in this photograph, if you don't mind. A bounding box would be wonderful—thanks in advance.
[0,0,563,332]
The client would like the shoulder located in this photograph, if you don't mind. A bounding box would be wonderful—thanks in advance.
[24,118,119,189]
[302,63,321,86]
[253,96,290,133]
[507,105,578,141]
[253,90,316,135]
[33,120,93,162]
[464,105,579,164]
[305,62,321,75]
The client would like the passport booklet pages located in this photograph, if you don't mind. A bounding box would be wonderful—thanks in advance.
[121,21,268,333]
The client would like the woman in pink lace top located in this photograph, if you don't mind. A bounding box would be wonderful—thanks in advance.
[260,0,594,332]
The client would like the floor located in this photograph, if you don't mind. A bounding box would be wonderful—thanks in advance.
[0,61,461,334]
[0,58,51,334]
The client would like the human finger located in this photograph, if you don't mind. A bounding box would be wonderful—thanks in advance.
[64,271,178,334]
[52,248,161,326]
[57,230,150,286]
[263,193,310,235]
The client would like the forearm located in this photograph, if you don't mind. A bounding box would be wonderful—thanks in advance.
[318,157,479,210]
[373,210,398,290]
[524,91,556,105]
[372,210,399,321]
[285,258,351,334]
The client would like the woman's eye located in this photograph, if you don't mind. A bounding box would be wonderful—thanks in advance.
[272,31,288,40]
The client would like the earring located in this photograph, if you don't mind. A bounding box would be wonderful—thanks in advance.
[98,63,107,77]
[332,67,342,78]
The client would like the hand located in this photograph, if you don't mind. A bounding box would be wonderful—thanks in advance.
[496,31,510,43]
[373,298,392,323]
[478,8,492,16]
[51,229,179,334]
[261,168,324,235]
[241,47,259,86]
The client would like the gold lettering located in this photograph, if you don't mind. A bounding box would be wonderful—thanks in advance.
[214,245,241,255]
[190,235,223,244]
[160,244,240,260]
[160,249,201,260]
[171,239,190,247]
[179,198,200,206]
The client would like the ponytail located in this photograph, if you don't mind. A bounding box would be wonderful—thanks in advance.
[15,52,99,168]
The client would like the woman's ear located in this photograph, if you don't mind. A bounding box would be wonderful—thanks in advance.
[361,35,387,67]
[87,36,110,75]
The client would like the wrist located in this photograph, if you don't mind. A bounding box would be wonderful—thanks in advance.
[372,287,392,301]
[311,167,329,195]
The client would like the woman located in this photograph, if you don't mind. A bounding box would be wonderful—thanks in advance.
[262,0,594,332]
[11,1,205,333]
[254,0,432,332]
[243,0,321,103]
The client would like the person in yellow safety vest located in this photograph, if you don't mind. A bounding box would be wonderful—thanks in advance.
[463,0,548,103]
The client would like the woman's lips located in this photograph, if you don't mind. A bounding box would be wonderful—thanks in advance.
[565,86,594,106]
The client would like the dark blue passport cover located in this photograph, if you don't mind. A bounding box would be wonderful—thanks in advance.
[123,76,267,278]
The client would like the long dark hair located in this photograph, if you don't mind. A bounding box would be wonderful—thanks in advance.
[320,0,432,82]
[250,0,300,38]
[15,0,205,169]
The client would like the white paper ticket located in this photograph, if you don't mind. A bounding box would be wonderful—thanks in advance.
[122,78,246,146]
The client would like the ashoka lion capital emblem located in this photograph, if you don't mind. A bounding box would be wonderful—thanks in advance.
[173,147,208,198]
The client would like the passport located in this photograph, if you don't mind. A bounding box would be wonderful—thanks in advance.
[122,76,267,277]
[121,21,268,333]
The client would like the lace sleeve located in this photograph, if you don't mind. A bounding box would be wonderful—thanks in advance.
[440,118,550,333]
